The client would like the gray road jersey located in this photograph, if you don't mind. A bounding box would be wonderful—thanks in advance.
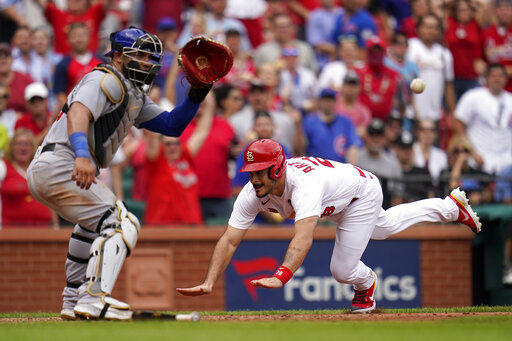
[41,66,162,168]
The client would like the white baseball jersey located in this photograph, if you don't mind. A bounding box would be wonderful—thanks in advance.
[228,157,375,229]
[406,38,454,121]
[42,66,162,168]
[455,86,512,174]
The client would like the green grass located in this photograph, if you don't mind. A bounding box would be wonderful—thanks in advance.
[1,307,511,341]
[2,305,511,318]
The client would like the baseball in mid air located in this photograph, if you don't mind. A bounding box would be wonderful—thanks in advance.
[410,78,426,94]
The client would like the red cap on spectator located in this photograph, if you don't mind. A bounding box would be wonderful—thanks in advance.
[366,36,386,50]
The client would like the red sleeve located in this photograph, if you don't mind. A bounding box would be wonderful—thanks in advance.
[145,145,165,171]
[44,2,61,23]
[482,27,495,46]
[181,144,195,167]
[88,3,106,24]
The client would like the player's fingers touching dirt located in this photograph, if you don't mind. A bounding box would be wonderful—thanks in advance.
[176,284,213,296]
[250,277,283,289]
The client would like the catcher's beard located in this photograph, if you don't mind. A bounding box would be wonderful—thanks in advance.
[123,60,159,88]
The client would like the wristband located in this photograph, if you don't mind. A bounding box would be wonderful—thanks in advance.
[69,132,91,159]
[273,266,293,285]
[188,84,212,103]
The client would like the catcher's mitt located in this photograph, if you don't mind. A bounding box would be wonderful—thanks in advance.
[177,36,233,87]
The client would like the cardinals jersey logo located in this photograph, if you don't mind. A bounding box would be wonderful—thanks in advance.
[246,151,254,162]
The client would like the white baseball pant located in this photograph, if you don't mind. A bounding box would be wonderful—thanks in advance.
[330,176,459,290]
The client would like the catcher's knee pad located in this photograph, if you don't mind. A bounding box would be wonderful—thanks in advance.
[96,200,140,253]
[86,201,140,295]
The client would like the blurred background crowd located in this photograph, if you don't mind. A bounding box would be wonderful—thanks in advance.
[0,0,511,236]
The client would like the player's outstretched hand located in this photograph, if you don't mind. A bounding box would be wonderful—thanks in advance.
[250,277,283,289]
[176,283,213,296]
[71,157,97,190]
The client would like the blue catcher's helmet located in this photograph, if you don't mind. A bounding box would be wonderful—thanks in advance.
[105,27,163,91]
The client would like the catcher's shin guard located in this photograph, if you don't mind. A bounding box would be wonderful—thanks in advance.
[62,224,98,319]
[85,201,140,296]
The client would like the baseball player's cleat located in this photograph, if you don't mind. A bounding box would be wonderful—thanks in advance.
[448,187,482,233]
[351,272,377,313]
[60,308,76,321]
[74,296,133,321]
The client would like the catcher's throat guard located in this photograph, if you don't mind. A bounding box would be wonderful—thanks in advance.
[177,36,233,87]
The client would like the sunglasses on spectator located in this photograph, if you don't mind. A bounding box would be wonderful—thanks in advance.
[0,93,8,100]
[28,96,45,103]
[0,51,10,57]
[420,127,436,132]
[453,148,470,154]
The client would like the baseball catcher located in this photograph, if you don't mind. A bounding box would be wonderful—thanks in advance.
[27,28,232,320]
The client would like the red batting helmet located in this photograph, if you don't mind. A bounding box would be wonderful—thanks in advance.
[239,139,286,180]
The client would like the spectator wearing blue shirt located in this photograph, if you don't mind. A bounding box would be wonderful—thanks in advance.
[384,31,419,132]
[306,0,344,69]
[384,32,418,87]
[495,165,512,204]
[380,0,412,28]
[303,88,362,164]
[232,110,291,193]
[331,0,377,48]
[154,17,179,92]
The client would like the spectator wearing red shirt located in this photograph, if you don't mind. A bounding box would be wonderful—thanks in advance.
[15,82,52,145]
[335,71,372,137]
[445,0,486,99]
[0,43,34,114]
[35,0,107,55]
[0,129,53,227]
[355,37,400,121]
[399,0,429,38]
[142,0,189,34]
[483,0,512,92]
[144,94,215,225]
[181,100,236,225]
[122,130,147,202]
[53,22,104,109]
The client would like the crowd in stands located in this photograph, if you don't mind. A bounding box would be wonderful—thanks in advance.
[0,0,511,234]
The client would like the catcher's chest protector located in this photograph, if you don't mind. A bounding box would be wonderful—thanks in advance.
[91,64,144,168]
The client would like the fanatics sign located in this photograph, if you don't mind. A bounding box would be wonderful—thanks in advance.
[225,240,421,310]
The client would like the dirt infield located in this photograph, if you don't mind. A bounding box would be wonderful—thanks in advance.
[2,312,512,323]
[202,311,512,322]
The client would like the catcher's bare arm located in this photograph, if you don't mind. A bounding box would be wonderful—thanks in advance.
[67,102,97,190]
[251,216,318,289]
[176,226,247,296]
